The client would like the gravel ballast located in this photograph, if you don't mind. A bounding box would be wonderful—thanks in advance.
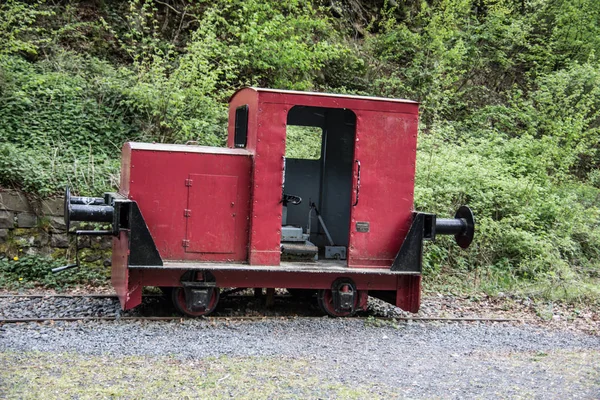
[2,316,599,398]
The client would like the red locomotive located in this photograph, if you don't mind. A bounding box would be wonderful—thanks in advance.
[59,88,474,317]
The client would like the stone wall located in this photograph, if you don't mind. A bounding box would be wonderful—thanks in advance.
[0,190,111,264]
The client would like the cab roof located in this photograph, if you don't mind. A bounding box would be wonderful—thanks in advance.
[229,87,418,105]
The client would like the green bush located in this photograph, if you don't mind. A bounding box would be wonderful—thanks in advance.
[0,0,598,300]
[0,54,136,195]
[0,54,140,153]
[416,132,600,300]
[0,143,120,197]
[0,255,108,290]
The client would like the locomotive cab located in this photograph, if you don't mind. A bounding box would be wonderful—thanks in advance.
[60,88,475,317]
[280,106,356,262]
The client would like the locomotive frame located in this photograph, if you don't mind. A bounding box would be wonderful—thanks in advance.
[60,88,474,317]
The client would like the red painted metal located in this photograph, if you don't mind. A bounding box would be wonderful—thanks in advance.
[186,174,238,254]
[227,88,419,268]
[113,88,425,313]
[348,110,418,268]
[139,268,401,291]
[116,267,417,312]
[111,231,129,308]
[396,275,421,313]
[113,231,143,310]
[122,143,252,262]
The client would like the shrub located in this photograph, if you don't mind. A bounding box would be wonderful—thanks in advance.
[416,131,600,299]
[0,254,108,290]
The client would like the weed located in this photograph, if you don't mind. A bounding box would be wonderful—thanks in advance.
[364,316,402,329]
[0,254,108,291]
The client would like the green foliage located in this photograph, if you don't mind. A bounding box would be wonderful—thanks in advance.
[285,126,323,159]
[0,255,108,290]
[0,142,120,197]
[0,0,598,300]
[0,54,140,153]
[118,57,228,146]
[181,0,364,91]
[99,0,173,64]
[0,0,52,55]
[416,132,600,301]
[470,62,600,179]
[366,0,600,125]
[0,54,136,195]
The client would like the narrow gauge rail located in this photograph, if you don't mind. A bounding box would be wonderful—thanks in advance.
[0,294,155,298]
[0,316,526,324]
[0,293,531,323]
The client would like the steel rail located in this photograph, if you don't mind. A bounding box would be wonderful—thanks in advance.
[0,294,534,324]
[0,292,266,298]
[0,294,148,298]
[0,315,530,324]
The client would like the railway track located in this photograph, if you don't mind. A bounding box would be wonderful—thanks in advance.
[0,294,155,298]
[0,293,529,324]
[0,315,527,324]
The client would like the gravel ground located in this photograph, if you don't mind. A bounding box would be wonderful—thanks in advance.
[1,293,599,398]
[1,318,599,398]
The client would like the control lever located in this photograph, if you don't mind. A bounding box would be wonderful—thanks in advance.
[310,203,334,246]
[308,203,347,260]
[52,232,81,273]
[51,263,78,273]
[282,194,302,206]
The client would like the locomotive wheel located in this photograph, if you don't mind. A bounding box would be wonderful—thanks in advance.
[171,287,220,317]
[317,288,359,317]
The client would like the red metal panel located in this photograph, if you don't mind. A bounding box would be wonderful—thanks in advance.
[230,88,419,114]
[111,231,129,308]
[228,89,284,265]
[396,275,421,313]
[247,102,287,265]
[139,268,403,291]
[227,88,259,150]
[132,265,420,312]
[186,174,238,254]
[126,144,252,262]
[119,144,132,197]
[347,110,418,268]
[124,269,143,310]
[112,231,143,310]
